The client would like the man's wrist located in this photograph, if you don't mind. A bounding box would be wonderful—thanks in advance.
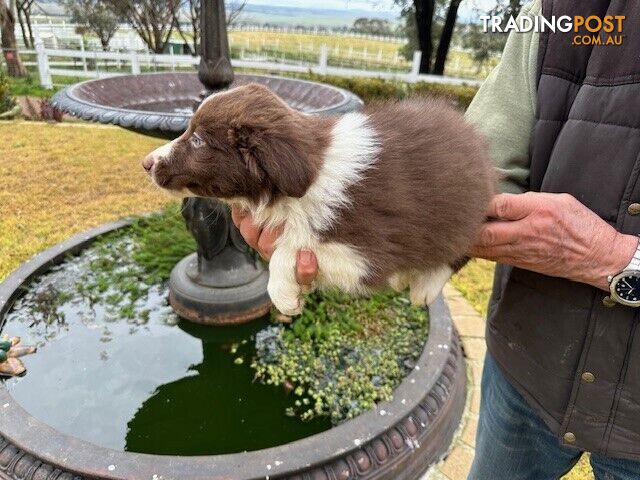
[593,233,639,291]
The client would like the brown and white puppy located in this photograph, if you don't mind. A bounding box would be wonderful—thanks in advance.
[143,83,494,315]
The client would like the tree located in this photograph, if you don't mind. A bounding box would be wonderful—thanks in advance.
[492,0,524,22]
[352,17,393,35]
[107,0,177,54]
[397,0,470,75]
[15,0,34,49]
[173,0,246,56]
[0,0,27,77]
[64,0,120,51]
[461,23,506,68]
[173,0,200,56]
[412,0,436,73]
[226,0,246,27]
[463,0,524,70]
[396,0,435,74]
[432,0,461,75]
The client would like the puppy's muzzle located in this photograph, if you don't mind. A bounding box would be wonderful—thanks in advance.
[142,154,156,172]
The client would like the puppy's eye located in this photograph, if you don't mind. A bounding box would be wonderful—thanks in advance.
[190,134,205,148]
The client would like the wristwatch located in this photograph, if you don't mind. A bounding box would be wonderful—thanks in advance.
[608,239,640,307]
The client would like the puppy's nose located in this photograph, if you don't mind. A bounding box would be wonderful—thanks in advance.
[142,154,156,172]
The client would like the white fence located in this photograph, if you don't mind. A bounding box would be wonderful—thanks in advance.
[26,17,407,44]
[29,40,480,90]
[3,19,491,86]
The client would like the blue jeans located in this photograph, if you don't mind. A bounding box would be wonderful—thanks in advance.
[469,354,640,480]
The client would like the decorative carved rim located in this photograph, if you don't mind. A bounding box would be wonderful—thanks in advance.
[51,72,364,134]
[0,220,465,480]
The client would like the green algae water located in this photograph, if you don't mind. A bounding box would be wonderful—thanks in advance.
[1,242,331,456]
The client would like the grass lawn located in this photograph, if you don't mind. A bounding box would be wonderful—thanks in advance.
[0,121,592,478]
[0,121,169,280]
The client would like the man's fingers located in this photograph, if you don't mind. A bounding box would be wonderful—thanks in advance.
[238,218,261,251]
[475,220,522,247]
[487,193,535,221]
[296,250,318,286]
[231,205,247,228]
[256,225,284,260]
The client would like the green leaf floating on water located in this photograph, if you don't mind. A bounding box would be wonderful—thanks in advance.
[0,340,12,351]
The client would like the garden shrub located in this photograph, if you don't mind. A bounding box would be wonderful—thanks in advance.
[0,72,16,114]
[411,81,479,110]
[306,72,478,110]
[306,73,406,102]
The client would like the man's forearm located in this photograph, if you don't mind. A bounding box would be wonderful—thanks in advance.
[471,192,639,292]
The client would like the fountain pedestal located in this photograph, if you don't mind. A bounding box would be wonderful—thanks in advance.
[169,198,271,325]
[171,0,272,325]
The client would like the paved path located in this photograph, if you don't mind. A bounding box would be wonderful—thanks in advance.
[422,283,486,480]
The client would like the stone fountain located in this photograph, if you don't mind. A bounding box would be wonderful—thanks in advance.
[0,3,468,478]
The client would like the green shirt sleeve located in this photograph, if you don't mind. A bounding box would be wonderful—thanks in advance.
[464,0,541,193]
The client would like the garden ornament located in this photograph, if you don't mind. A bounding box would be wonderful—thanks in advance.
[0,336,36,377]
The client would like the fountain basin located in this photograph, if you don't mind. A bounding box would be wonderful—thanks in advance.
[0,220,465,480]
[51,72,364,136]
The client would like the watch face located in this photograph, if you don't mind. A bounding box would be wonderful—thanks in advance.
[614,274,640,303]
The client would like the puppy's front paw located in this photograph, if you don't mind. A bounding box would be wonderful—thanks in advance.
[268,282,305,316]
[272,295,304,316]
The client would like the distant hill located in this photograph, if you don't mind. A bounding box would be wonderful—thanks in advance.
[239,4,399,28]
[33,1,399,29]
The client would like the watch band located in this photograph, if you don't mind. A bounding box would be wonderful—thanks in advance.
[625,237,640,271]
[606,236,640,307]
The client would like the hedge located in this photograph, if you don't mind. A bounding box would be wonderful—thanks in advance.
[304,72,479,110]
[0,72,16,114]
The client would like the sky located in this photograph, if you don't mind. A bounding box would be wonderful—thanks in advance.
[246,0,398,10]
[246,0,499,23]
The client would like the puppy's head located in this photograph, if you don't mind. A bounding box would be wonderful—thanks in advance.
[142,83,319,202]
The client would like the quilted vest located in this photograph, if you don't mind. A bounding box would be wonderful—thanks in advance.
[487,0,640,459]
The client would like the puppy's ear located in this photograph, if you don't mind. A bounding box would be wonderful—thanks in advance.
[227,124,312,198]
[228,125,265,183]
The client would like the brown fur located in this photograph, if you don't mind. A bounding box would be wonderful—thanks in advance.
[146,84,495,290]
[153,84,334,201]
[321,98,494,286]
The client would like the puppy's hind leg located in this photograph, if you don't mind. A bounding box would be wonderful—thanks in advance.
[388,271,411,291]
[409,265,453,306]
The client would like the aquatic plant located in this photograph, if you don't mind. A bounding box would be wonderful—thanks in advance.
[253,289,428,424]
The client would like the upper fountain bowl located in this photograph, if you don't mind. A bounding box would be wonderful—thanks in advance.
[52,72,363,136]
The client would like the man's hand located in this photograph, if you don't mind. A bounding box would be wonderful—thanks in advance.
[471,192,639,291]
[231,206,318,287]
